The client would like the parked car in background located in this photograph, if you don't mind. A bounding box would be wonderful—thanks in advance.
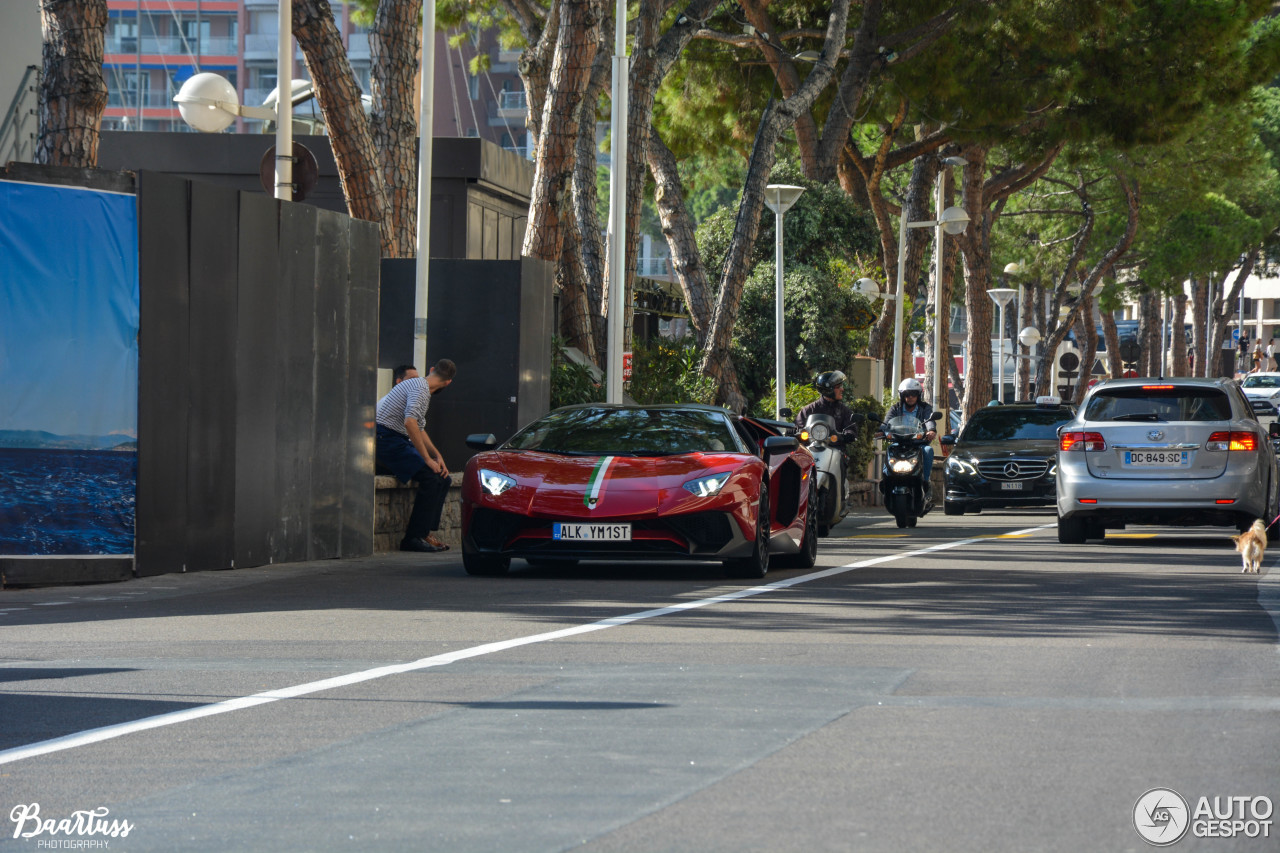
[1055,378,1280,544]
[1239,372,1280,418]
[460,404,817,578]
[940,397,1076,515]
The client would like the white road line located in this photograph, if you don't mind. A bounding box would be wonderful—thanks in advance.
[0,525,1051,766]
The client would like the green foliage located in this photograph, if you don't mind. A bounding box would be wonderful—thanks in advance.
[748,381,820,420]
[550,338,604,409]
[627,337,719,405]
[845,395,886,481]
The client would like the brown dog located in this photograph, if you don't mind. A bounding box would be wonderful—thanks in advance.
[1231,519,1267,574]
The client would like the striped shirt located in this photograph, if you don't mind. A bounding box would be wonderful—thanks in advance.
[376,377,431,436]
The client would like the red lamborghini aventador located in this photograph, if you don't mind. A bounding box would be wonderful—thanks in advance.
[460,404,817,578]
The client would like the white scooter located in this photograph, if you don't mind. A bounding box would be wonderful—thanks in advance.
[799,411,876,536]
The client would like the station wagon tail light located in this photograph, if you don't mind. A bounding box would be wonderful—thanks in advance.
[1206,431,1257,451]
[1060,431,1106,452]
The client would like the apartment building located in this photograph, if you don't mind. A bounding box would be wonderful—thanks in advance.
[101,0,529,157]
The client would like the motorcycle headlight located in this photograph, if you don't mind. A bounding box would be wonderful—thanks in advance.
[683,472,731,497]
[808,423,831,442]
[478,468,516,496]
[890,458,918,474]
[946,457,977,476]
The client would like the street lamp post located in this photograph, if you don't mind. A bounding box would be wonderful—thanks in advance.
[414,0,437,375]
[932,156,965,431]
[765,184,805,419]
[172,1,293,202]
[892,203,969,394]
[987,288,1017,403]
[605,0,630,404]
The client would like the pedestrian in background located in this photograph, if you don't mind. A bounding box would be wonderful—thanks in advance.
[375,359,456,553]
[392,364,419,386]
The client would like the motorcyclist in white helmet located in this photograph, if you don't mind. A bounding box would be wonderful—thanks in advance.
[877,378,937,483]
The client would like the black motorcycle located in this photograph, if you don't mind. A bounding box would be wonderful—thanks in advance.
[877,412,940,528]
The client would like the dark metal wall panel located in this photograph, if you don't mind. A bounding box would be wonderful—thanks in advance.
[378,258,415,370]
[309,210,350,560]
[427,259,522,472]
[517,257,554,429]
[233,192,280,569]
[135,172,191,577]
[185,181,239,572]
[342,220,381,557]
[273,203,318,565]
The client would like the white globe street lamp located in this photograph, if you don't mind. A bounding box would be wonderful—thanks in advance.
[988,288,1018,403]
[854,277,882,300]
[765,184,805,419]
[173,0,293,202]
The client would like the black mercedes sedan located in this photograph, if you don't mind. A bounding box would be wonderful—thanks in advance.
[940,398,1077,515]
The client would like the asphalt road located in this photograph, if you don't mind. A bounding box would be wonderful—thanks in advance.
[1,509,1277,852]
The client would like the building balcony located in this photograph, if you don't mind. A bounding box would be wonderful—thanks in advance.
[104,35,238,57]
[496,89,527,119]
[107,90,180,110]
[636,256,671,278]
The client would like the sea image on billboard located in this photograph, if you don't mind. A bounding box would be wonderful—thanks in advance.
[0,181,140,555]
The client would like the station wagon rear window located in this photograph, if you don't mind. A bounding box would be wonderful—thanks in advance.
[1083,387,1231,422]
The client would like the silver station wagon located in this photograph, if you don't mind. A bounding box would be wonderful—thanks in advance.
[1055,377,1280,544]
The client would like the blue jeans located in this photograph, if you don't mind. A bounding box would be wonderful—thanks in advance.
[921,444,934,484]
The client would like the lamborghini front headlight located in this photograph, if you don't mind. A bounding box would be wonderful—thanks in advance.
[479,469,516,496]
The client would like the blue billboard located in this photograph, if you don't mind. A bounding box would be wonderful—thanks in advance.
[0,180,139,555]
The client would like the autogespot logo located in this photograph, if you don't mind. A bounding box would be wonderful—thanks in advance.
[1134,788,1190,846]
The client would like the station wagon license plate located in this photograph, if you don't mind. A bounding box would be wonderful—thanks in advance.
[1124,450,1189,467]
[553,522,632,541]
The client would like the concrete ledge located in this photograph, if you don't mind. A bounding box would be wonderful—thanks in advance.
[375,473,463,553]
[1,555,134,587]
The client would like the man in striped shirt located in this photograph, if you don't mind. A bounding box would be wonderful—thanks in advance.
[375,358,457,552]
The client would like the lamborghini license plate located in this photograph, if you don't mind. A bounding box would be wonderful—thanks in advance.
[553,522,632,541]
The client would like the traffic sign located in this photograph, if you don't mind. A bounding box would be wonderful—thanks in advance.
[1059,352,1080,371]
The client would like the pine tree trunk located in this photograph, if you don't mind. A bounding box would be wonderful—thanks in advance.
[1101,309,1122,379]
[1074,293,1097,406]
[1190,277,1208,377]
[1171,293,1188,376]
[36,0,108,167]
[958,149,993,418]
[648,131,713,343]
[575,42,611,358]
[522,0,600,264]
[294,0,394,253]
[369,0,423,258]
[1015,278,1035,401]
[697,0,851,410]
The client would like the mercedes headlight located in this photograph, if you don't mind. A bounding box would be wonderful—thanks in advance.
[946,457,977,476]
[683,472,731,497]
[479,469,516,496]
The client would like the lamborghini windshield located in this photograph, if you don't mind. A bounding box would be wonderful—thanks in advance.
[504,406,747,456]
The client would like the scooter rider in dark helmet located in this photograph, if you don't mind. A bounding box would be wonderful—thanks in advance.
[794,370,864,434]
[794,372,866,489]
